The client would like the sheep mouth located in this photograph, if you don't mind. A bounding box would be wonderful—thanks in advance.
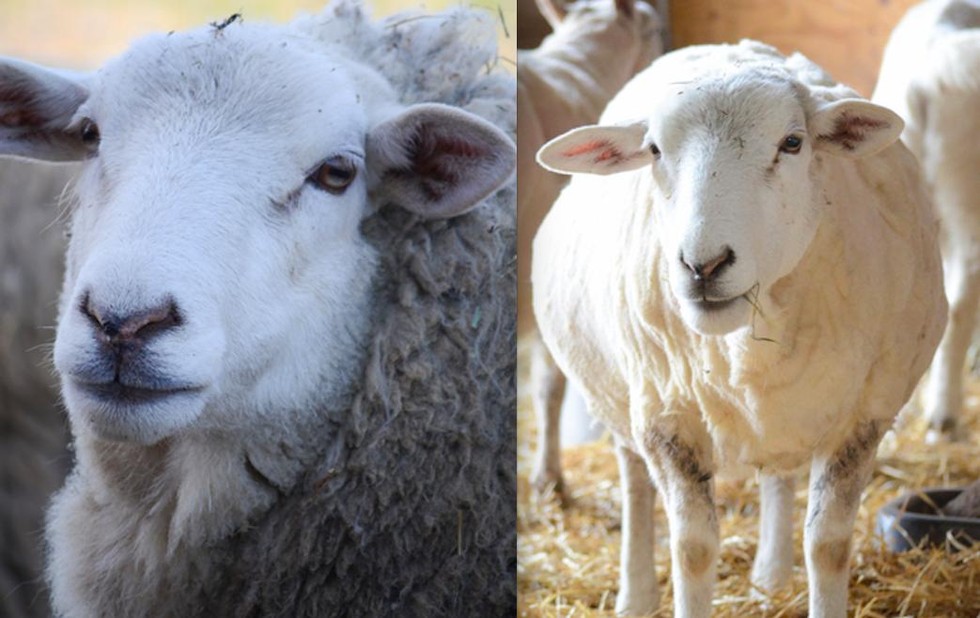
[687,295,741,313]
[75,380,204,405]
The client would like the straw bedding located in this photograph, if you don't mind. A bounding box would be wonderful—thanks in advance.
[517,342,980,617]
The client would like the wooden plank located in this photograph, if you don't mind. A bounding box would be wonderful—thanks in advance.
[670,0,920,97]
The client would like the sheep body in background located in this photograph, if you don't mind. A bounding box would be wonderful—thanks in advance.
[0,159,73,618]
[0,2,516,616]
[873,0,980,442]
[535,41,945,617]
[517,0,663,494]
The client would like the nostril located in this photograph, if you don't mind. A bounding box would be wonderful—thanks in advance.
[680,247,736,282]
[80,294,182,345]
[123,301,182,340]
[80,292,111,332]
[701,247,735,280]
[680,252,700,278]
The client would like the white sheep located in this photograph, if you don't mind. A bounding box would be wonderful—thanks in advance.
[0,2,516,615]
[517,0,663,494]
[0,158,74,618]
[873,0,980,443]
[534,40,946,617]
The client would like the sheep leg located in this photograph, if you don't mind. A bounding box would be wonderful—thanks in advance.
[530,341,566,495]
[614,441,659,616]
[750,473,795,596]
[637,421,717,618]
[804,421,881,618]
[923,257,979,441]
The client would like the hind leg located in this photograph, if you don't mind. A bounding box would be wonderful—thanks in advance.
[924,255,979,442]
[530,341,566,495]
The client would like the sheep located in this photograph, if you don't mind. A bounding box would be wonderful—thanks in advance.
[517,0,663,494]
[0,158,74,618]
[0,1,517,615]
[872,0,980,443]
[534,40,946,617]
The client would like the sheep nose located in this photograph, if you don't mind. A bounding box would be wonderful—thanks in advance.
[81,293,182,352]
[681,247,736,282]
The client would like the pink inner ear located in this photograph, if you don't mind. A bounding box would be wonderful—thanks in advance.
[562,139,612,157]
[0,82,41,127]
[432,134,489,159]
[818,112,889,151]
[561,139,622,162]
[413,133,490,186]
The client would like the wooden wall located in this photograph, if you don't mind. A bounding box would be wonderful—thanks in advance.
[519,0,921,97]
[671,0,919,97]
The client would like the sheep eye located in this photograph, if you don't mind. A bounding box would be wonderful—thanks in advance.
[649,143,661,158]
[79,118,100,148]
[308,156,357,194]
[779,135,803,154]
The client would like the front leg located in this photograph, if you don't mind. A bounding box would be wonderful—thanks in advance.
[804,421,882,618]
[614,441,659,616]
[634,414,717,618]
[751,473,796,596]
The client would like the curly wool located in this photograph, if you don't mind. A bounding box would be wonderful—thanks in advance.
[203,6,516,614]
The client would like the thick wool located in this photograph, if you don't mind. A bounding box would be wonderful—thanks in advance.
[873,0,980,441]
[0,159,72,618]
[533,41,945,616]
[35,3,515,617]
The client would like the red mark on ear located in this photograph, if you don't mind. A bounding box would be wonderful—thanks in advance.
[561,139,628,165]
[562,139,612,158]
[818,113,889,151]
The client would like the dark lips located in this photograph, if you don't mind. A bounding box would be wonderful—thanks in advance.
[76,381,202,405]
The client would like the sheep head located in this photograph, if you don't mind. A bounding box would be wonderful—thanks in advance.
[0,20,514,445]
[537,0,663,78]
[538,45,902,336]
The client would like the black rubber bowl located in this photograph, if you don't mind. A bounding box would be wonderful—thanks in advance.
[876,487,980,552]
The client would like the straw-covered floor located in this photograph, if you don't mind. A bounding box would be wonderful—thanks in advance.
[517,343,980,617]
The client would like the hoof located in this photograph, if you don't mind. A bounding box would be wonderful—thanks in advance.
[614,593,660,617]
[925,418,966,444]
[530,468,565,502]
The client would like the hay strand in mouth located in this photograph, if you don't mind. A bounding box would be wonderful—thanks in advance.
[743,283,779,345]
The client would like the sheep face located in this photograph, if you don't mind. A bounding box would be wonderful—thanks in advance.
[0,24,514,445]
[538,64,902,336]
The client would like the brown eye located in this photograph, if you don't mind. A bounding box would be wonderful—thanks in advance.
[779,134,803,154]
[650,143,661,158]
[79,118,100,147]
[308,156,357,194]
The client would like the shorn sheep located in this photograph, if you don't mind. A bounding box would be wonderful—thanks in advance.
[534,41,946,617]
[517,0,663,495]
[0,159,73,618]
[873,0,980,443]
[0,1,517,616]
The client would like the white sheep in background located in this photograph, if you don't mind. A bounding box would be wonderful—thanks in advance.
[0,1,516,615]
[873,0,980,443]
[0,159,74,618]
[535,40,945,617]
[517,0,663,494]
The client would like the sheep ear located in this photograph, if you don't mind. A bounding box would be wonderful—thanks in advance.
[0,57,91,162]
[535,0,567,30]
[366,103,515,220]
[810,99,904,159]
[537,122,652,175]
